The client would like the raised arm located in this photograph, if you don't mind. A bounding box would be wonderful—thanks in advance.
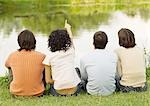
[64,19,73,39]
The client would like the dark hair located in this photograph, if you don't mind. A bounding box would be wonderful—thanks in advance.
[118,28,136,48]
[93,31,108,49]
[48,29,72,52]
[18,30,36,51]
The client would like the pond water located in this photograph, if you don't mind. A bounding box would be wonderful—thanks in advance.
[0,3,150,76]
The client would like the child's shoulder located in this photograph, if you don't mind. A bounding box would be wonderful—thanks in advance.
[114,47,124,53]
[33,51,46,57]
[9,50,19,56]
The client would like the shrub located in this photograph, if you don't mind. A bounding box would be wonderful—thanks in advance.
[0,76,9,88]
[146,67,150,80]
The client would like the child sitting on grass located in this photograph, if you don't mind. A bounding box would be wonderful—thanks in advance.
[80,31,117,96]
[5,30,46,96]
[115,28,147,92]
[42,20,81,96]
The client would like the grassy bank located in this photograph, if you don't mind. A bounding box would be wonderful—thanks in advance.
[1,69,150,106]
[1,0,150,4]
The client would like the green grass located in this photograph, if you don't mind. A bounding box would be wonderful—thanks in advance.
[0,76,150,106]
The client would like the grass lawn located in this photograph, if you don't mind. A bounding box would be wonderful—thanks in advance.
[0,77,150,106]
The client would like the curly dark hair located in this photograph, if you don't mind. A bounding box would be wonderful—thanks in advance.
[18,30,36,51]
[48,29,72,52]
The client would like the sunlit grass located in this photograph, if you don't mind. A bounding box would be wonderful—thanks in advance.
[0,70,150,106]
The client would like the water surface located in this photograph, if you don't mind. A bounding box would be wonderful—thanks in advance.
[0,2,150,76]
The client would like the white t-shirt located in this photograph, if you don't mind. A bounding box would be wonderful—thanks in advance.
[43,47,81,90]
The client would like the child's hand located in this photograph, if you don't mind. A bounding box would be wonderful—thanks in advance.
[65,19,71,29]
[46,79,54,84]
[49,79,54,84]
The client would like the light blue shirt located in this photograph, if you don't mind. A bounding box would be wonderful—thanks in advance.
[80,49,117,96]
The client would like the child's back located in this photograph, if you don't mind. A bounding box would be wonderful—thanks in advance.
[116,46,146,87]
[115,28,147,92]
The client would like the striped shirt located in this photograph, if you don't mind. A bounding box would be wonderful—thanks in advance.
[5,50,45,96]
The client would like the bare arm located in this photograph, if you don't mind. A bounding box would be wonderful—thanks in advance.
[8,68,13,85]
[64,19,75,49]
[64,19,73,38]
[44,65,54,84]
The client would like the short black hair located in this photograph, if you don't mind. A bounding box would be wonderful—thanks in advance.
[18,30,36,51]
[93,31,108,49]
[48,29,72,52]
[118,28,136,48]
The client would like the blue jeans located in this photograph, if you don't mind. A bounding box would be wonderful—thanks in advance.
[115,76,147,92]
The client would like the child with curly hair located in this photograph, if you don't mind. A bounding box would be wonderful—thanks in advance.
[43,20,81,96]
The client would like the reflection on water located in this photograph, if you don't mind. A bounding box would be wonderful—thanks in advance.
[0,3,150,76]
